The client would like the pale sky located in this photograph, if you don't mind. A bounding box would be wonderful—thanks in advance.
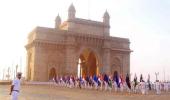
[0,0,170,82]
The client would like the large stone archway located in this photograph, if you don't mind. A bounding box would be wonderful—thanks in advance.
[25,4,131,81]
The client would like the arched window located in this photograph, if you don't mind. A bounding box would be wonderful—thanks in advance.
[111,58,121,75]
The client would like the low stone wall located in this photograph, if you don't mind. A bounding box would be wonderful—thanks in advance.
[0,80,12,85]
[25,81,55,85]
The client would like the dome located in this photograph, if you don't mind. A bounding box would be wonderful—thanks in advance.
[55,14,61,22]
[103,10,110,18]
[68,3,76,12]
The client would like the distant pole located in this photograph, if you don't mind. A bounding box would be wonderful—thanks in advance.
[3,68,5,80]
[20,56,22,72]
[14,69,15,79]
[16,64,18,75]
[163,68,165,81]
[7,67,10,80]
[11,62,14,79]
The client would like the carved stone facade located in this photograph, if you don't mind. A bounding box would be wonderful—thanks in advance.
[25,4,131,81]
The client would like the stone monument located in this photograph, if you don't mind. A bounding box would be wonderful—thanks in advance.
[25,4,131,81]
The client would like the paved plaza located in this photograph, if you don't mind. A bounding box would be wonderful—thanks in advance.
[0,84,170,100]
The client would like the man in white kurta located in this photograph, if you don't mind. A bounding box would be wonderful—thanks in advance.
[164,82,169,92]
[10,72,22,100]
[155,80,161,95]
[140,81,146,95]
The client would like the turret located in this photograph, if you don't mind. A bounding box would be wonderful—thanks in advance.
[103,10,110,36]
[103,10,110,25]
[68,3,76,20]
[55,14,61,29]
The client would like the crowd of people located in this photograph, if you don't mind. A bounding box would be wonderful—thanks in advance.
[9,72,169,100]
[51,73,170,95]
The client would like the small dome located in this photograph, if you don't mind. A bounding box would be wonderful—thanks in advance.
[68,3,76,12]
[103,10,110,18]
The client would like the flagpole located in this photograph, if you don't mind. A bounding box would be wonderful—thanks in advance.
[20,57,22,72]
[3,68,5,80]
[13,67,15,79]
[7,67,10,80]
[163,67,165,81]
[16,64,18,76]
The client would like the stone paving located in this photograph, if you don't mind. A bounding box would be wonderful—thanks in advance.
[0,84,170,100]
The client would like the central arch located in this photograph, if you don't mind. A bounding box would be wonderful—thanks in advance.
[77,48,99,77]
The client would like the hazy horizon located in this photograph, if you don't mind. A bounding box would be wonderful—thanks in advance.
[0,0,170,82]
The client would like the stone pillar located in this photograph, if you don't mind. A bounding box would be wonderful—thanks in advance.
[33,43,48,81]
[33,45,40,81]
[65,36,76,75]
[102,48,110,74]
[65,45,76,75]
[26,52,31,81]
[26,52,29,81]
[122,53,130,78]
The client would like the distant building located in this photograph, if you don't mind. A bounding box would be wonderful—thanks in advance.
[25,4,131,81]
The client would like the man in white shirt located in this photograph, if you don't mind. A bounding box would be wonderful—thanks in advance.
[155,80,161,95]
[164,81,169,92]
[9,72,22,100]
[140,80,146,95]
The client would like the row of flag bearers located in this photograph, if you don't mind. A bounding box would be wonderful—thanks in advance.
[52,73,170,95]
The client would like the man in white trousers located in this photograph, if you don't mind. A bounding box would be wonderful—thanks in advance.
[10,72,22,100]
[155,80,161,95]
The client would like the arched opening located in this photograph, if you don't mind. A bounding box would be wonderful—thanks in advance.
[111,58,121,75]
[77,49,99,78]
[49,67,56,80]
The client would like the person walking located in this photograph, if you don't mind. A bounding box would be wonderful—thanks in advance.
[10,72,22,100]
[155,80,161,95]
